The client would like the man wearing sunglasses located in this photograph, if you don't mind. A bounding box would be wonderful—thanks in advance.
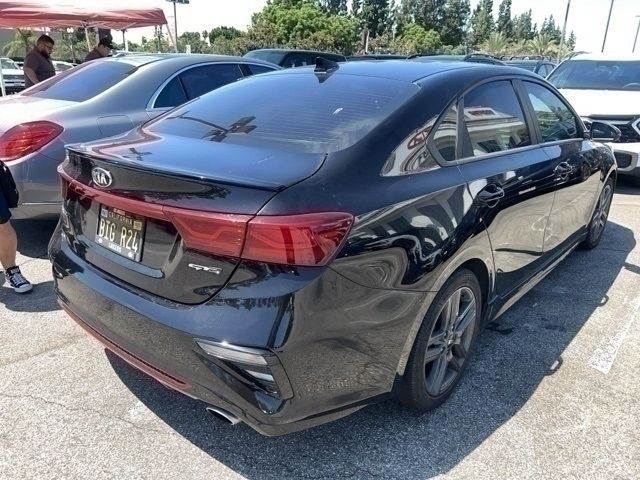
[23,35,56,88]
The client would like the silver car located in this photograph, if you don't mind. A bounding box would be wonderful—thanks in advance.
[0,54,278,219]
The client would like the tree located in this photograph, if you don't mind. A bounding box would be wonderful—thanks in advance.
[567,31,576,50]
[317,0,348,14]
[469,0,494,46]
[391,22,441,54]
[480,31,507,56]
[528,33,556,56]
[440,0,470,47]
[540,15,562,43]
[497,0,513,38]
[208,26,244,44]
[360,0,393,37]
[178,31,209,53]
[513,9,536,41]
[249,0,359,53]
[2,29,34,57]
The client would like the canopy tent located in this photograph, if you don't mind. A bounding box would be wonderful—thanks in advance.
[0,1,168,30]
[0,1,170,95]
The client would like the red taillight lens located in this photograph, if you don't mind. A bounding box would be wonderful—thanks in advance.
[164,207,251,258]
[243,213,354,266]
[0,121,63,162]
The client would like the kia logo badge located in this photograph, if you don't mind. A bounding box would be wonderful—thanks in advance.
[91,167,113,188]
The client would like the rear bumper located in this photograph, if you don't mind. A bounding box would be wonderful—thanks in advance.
[49,228,421,435]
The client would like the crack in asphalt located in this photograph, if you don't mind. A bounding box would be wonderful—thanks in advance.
[0,392,170,436]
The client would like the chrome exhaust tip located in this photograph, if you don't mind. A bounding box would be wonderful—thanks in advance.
[206,406,242,425]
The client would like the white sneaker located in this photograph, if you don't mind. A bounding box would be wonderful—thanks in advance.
[6,266,33,294]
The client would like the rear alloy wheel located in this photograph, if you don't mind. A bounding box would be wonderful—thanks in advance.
[401,269,481,411]
[581,179,614,250]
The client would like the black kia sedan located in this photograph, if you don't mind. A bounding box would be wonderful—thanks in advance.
[49,60,617,436]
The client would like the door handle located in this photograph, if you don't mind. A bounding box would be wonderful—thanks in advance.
[477,185,505,207]
[555,162,573,177]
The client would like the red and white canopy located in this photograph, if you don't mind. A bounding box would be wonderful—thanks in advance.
[0,1,168,30]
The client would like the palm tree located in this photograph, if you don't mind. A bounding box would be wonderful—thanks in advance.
[480,32,508,57]
[507,39,529,56]
[2,29,35,57]
[528,33,557,57]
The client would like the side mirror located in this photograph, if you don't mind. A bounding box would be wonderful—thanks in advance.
[589,121,621,142]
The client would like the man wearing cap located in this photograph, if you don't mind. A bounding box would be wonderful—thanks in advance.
[84,37,114,62]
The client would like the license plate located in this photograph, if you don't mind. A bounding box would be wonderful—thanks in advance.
[95,205,146,262]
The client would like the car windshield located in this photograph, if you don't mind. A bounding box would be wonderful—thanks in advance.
[20,60,136,102]
[146,72,418,153]
[548,60,640,91]
[1,58,19,70]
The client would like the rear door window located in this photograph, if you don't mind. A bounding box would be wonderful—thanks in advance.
[20,61,135,102]
[153,76,188,109]
[523,81,580,143]
[179,64,244,100]
[462,80,531,157]
[245,64,278,76]
[282,53,316,68]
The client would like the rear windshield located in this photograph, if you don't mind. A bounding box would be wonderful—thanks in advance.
[244,50,286,65]
[145,72,418,153]
[507,62,536,72]
[21,60,136,101]
[548,60,640,91]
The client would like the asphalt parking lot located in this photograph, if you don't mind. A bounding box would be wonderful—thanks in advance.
[1,180,639,480]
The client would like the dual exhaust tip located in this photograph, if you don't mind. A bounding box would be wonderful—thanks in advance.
[206,406,242,426]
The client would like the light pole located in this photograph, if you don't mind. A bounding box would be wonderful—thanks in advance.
[166,0,190,51]
[602,0,615,52]
[558,0,571,62]
[633,15,640,53]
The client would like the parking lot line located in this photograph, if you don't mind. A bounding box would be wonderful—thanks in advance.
[587,294,640,374]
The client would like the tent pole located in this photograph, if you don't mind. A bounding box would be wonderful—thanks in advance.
[0,67,6,97]
[122,30,128,52]
[165,24,178,53]
[85,25,91,52]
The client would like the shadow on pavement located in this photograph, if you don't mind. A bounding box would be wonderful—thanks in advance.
[616,177,640,195]
[107,221,635,480]
[0,280,59,312]
[13,219,58,260]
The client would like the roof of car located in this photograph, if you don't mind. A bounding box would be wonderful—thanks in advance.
[267,59,536,83]
[247,48,344,56]
[103,53,276,69]
[568,53,640,61]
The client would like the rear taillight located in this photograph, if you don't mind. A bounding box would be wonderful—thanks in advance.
[243,213,354,266]
[0,121,63,162]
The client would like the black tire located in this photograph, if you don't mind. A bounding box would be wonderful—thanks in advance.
[400,268,482,411]
[580,178,614,250]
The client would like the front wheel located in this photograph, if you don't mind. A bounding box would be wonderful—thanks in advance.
[581,178,614,250]
[400,269,481,411]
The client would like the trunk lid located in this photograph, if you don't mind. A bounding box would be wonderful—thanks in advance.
[60,129,326,304]
[0,95,76,134]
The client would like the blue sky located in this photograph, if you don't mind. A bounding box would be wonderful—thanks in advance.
[128,0,640,54]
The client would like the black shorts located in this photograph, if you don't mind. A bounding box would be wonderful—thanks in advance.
[0,192,11,224]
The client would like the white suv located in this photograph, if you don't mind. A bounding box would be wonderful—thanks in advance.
[548,53,640,179]
[0,57,25,95]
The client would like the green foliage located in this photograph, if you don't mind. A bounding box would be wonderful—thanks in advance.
[480,31,507,56]
[469,0,494,47]
[360,0,394,37]
[178,31,209,53]
[317,0,348,14]
[567,31,576,50]
[540,15,562,43]
[392,22,441,55]
[440,0,470,47]
[2,29,34,57]
[208,26,244,43]
[513,9,536,41]
[528,33,556,56]
[497,0,513,39]
[249,0,359,53]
